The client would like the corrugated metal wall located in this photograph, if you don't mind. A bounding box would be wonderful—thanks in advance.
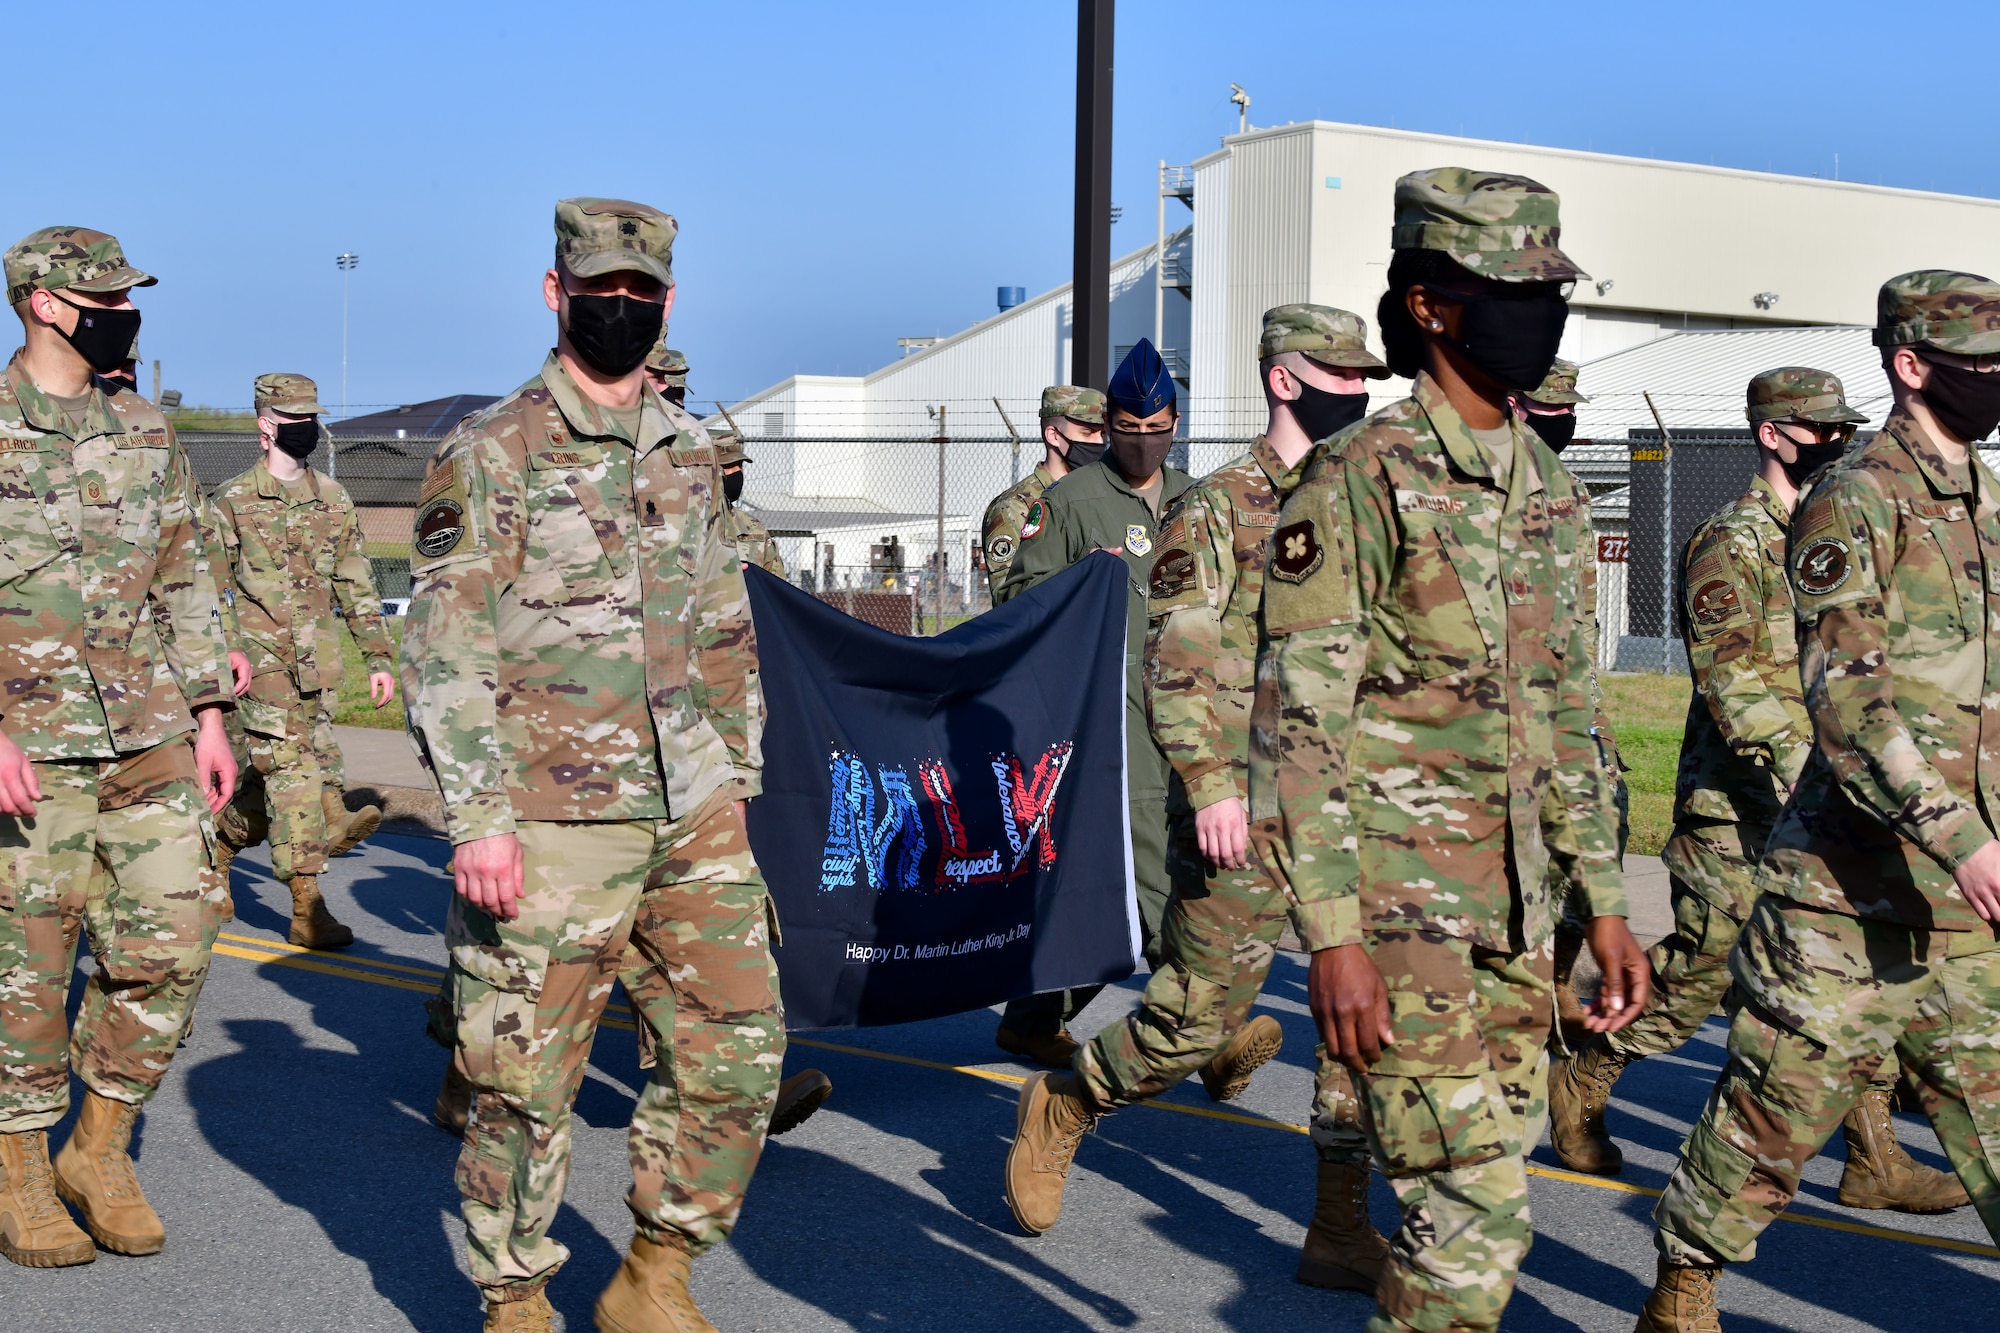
[1188,152,1232,445]
[1221,130,1314,442]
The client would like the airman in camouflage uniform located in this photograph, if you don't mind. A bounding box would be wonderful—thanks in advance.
[980,386,1105,594]
[403,198,782,1333]
[1246,171,1647,1333]
[1005,305,1397,1287]
[643,336,688,408]
[714,426,785,576]
[993,343,1191,1069]
[0,227,237,1268]
[207,373,396,950]
[1551,368,1965,1216]
[1640,272,2000,1330]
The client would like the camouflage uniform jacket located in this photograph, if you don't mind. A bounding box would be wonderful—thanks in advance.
[1253,373,1624,953]
[729,504,785,577]
[1143,435,1299,811]
[1757,411,2000,931]
[981,463,1053,594]
[0,354,230,758]
[1674,474,1812,829]
[211,459,394,694]
[401,353,760,845]
[998,456,1194,798]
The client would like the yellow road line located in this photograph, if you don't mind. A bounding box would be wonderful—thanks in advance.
[217,931,449,981]
[211,942,2000,1260]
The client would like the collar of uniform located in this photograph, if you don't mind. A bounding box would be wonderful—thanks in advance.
[1748,472,1791,529]
[1412,371,1546,499]
[1885,408,1973,498]
[539,352,676,455]
[3,351,121,444]
[1249,433,1310,496]
[1031,462,1056,489]
[254,455,321,505]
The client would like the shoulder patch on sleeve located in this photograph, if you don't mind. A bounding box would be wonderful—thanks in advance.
[1270,519,1324,584]
[412,457,475,569]
[1787,481,1875,615]
[1148,547,1197,600]
[1021,498,1048,540]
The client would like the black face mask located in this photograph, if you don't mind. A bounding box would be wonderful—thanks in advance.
[95,373,136,397]
[1523,409,1577,453]
[1779,442,1845,489]
[563,292,666,377]
[1108,426,1174,482]
[1051,427,1106,471]
[1920,358,2000,444]
[273,420,320,459]
[1286,379,1369,443]
[722,468,744,505]
[53,294,142,376]
[1449,286,1569,392]
[665,386,686,407]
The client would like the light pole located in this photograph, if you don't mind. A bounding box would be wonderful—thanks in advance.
[335,252,359,479]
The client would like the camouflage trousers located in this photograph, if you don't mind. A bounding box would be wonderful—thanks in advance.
[0,741,220,1131]
[1076,811,1366,1163]
[1357,930,1554,1333]
[229,676,344,880]
[444,794,784,1296]
[1655,895,2000,1265]
[1001,791,1170,1038]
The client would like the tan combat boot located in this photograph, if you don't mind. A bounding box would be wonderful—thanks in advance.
[1548,1038,1631,1175]
[1199,1014,1284,1103]
[1836,1084,1969,1212]
[0,1129,95,1267]
[324,788,382,859]
[768,1069,833,1136]
[434,1061,475,1138]
[287,874,354,950]
[594,1233,716,1333]
[1634,1258,1723,1333]
[52,1091,164,1256]
[1004,1071,1098,1235]
[1295,1158,1389,1292]
[995,1025,1082,1069]
[483,1286,561,1332]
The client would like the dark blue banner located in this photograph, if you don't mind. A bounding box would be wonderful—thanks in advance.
[744,555,1136,1030]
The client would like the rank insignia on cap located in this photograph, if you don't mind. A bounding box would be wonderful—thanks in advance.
[1150,548,1195,599]
[1125,524,1152,556]
[1271,519,1323,584]
[1794,536,1851,596]
[620,219,639,236]
[1021,500,1047,539]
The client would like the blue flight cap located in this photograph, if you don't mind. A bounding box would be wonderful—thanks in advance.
[1106,338,1177,418]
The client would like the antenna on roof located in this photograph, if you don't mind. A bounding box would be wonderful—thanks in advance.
[1229,83,1251,135]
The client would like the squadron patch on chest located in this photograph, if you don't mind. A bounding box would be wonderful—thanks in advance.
[1270,519,1323,584]
[1125,524,1153,557]
[414,496,467,560]
[1689,578,1742,628]
[1794,536,1851,597]
[1149,548,1196,599]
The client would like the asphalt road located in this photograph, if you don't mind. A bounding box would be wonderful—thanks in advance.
[2,832,1989,1331]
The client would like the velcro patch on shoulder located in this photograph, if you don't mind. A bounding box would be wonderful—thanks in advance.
[1148,547,1198,601]
[1394,488,1466,515]
[1262,486,1355,634]
[411,457,477,569]
[1792,535,1852,597]
[1021,498,1049,540]
[1269,519,1324,584]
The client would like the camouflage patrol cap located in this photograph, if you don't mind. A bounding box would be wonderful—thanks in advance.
[1745,366,1868,426]
[1872,270,2000,354]
[555,198,675,287]
[5,226,156,307]
[644,332,689,378]
[1039,385,1106,425]
[1525,358,1589,406]
[712,426,749,466]
[1391,168,1586,283]
[1257,304,1391,379]
[254,372,331,417]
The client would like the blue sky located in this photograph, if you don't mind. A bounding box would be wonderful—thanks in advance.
[10,1,1995,413]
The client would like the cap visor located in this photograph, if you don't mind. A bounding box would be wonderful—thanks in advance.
[1928,332,2000,356]
[1455,246,1587,284]
[71,264,156,292]
[1796,404,1869,424]
[1302,349,1394,380]
[565,249,672,287]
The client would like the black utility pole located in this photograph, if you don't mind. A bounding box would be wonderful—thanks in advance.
[1072,0,1114,390]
